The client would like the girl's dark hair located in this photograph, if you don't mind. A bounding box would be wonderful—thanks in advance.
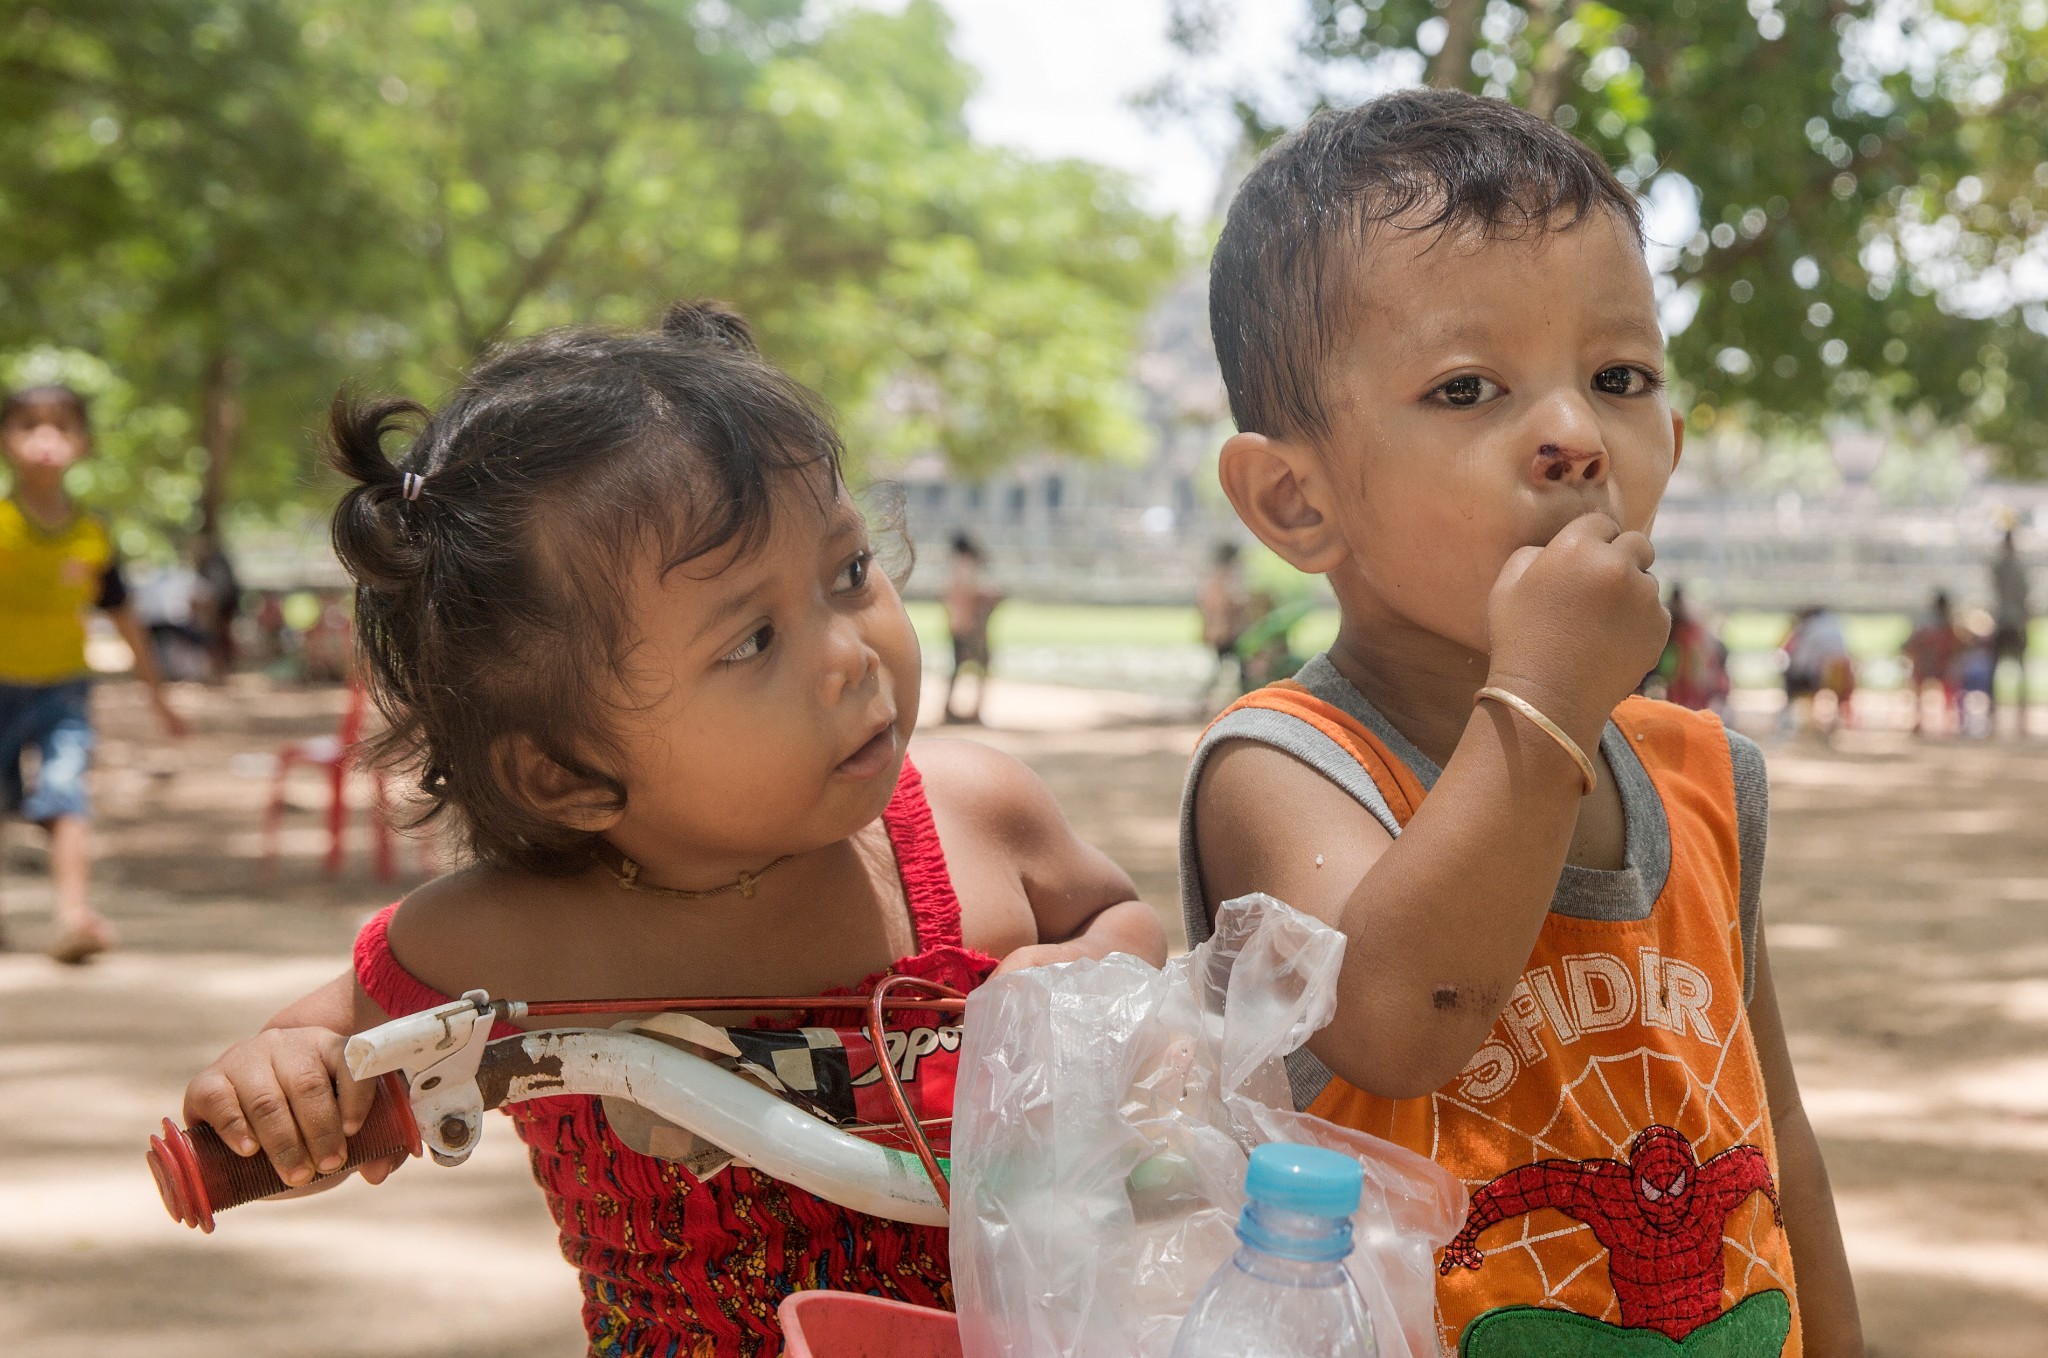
[1211,88,1644,446]
[2,384,91,429]
[330,299,843,874]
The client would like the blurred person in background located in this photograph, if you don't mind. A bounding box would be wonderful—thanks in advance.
[1232,591,1314,691]
[1780,605,1855,737]
[1989,528,2030,736]
[1956,608,1999,737]
[298,590,355,685]
[943,531,1001,724]
[0,383,185,962]
[133,548,210,681]
[1651,584,1730,715]
[194,528,242,683]
[1902,589,1963,737]
[1199,541,1251,700]
[251,589,288,667]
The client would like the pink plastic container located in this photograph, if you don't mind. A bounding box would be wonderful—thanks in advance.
[777,1291,964,1358]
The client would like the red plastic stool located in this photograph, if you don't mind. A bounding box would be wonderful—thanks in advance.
[777,1291,962,1358]
[261,681,429,881]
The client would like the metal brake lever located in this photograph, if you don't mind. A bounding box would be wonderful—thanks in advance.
[344,989,501,1165]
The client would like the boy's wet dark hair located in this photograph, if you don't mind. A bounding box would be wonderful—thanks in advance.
[330,300,843,874]
[2,384,91,431]
[1210,88,1644,447]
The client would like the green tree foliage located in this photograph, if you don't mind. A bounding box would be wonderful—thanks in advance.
[0,0,1180,542]
[1165,0,2048,473]
[0,0,380,534]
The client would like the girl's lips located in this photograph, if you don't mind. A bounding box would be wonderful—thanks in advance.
[834,723,897,779]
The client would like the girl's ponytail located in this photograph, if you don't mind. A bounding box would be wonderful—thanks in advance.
[328,396,431,593]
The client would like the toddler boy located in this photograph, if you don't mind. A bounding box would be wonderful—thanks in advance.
[1181,90,1861,1355]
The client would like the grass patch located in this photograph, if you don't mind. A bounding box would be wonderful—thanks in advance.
[907,600,1202,651]
[907,599,1343,655]
[904,601,2048,697]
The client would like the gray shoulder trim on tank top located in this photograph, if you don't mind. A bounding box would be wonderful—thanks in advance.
[1176,705,1372,1110]
[1726,728,1769,1007]
[1178,706,1397,955]
[1289,653,1436,784]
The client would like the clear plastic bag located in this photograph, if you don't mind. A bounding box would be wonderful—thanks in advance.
[950,893,1467,1358]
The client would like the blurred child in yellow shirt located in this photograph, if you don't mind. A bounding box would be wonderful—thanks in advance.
[2,384,184,961]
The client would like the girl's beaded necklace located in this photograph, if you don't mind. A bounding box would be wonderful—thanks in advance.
[606,848,797,901]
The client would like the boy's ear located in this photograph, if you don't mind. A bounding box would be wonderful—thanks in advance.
[497,735,624,834]
[1670,410,1686,471]
[1217,432,1349,576]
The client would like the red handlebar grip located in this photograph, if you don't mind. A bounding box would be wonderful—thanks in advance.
[148,1070,422,1231]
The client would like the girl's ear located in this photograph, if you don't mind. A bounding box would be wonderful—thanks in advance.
[1217,432,1349,576]
[497,735,624,834]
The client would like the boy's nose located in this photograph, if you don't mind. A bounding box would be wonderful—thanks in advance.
[1532,443,1607,486]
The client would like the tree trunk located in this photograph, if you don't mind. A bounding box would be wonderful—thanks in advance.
[199,351,242,539]
[1524,0,1582,119]
[466,173,611,357]
[1427,0,1486,91]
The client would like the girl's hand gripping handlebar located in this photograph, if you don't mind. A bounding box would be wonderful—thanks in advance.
[150,991,499,1231]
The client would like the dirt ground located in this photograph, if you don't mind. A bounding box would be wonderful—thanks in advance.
[2,676,2044,1357]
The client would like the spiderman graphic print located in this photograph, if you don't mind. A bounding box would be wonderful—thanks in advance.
[1443,1126,1793,1356]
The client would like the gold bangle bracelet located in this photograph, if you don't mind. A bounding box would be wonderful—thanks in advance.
[1474,686,1597,795]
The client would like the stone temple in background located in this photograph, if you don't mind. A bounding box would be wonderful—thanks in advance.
[881,268,2047,615]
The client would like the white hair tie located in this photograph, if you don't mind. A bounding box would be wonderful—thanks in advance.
[401,472,427,501]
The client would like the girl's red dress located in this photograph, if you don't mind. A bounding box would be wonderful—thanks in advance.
[354,758,997,1357]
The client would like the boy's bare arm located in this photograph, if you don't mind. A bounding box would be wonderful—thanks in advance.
[1198,700,1592,1097]
[1199,514,1666,1098]
[1748,937,1864,1355]
[181,969,400,1189]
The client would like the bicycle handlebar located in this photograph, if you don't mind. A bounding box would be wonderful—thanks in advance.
[151,1011,951,1232]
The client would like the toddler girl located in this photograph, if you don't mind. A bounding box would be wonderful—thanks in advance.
[181,301,1165,1355]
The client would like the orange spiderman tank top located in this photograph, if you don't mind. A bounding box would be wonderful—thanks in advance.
[1179,655,1800,1357]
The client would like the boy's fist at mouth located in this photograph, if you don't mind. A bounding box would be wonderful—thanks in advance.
[1484,513,1667,751]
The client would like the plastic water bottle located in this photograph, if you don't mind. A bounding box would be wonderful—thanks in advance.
[1169,1142,1377,1358]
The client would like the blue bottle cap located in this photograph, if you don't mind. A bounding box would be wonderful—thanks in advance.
[1244,1142,1363,1218]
